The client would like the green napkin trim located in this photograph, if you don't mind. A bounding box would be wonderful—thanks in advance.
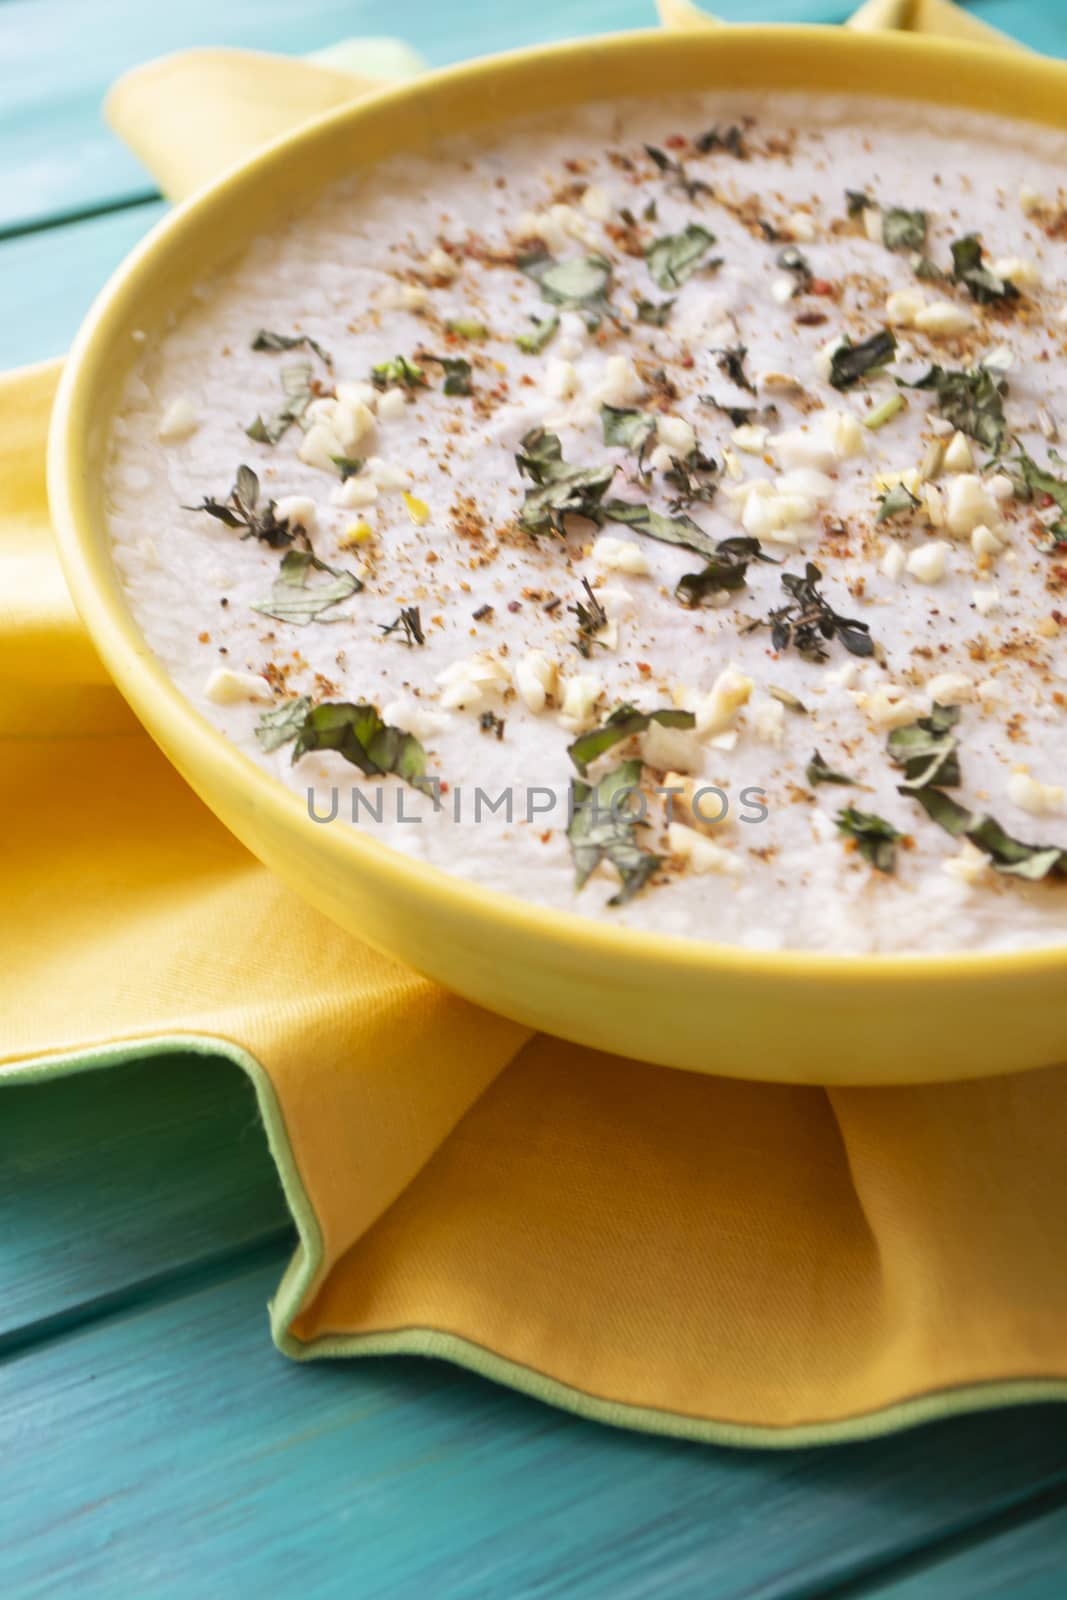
[3,1036,1065,1449]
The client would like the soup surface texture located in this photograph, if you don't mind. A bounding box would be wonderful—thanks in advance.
[107,93,1067,953]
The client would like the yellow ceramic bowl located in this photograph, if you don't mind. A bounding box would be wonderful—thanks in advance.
[49,26,1067,1085]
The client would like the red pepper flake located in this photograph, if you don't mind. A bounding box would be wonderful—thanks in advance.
[810,278,834,296]
[198,631,210,644]
[664,134,687,150]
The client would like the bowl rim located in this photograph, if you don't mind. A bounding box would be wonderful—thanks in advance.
[48,21,1067,986]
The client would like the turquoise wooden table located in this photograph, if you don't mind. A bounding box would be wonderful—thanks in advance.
[3,3,1067,1595]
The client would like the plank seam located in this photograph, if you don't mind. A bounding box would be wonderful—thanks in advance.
[785,1477,1067,1600]
[0,189,161,246]
[0,1226,295,1365]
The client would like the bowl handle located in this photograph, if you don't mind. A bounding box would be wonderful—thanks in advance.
[104,40,424,204]
[657,0,1019,47]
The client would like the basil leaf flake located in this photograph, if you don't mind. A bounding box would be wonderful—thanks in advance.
[882,207,927,252]
[252,329,332,367]
[829,329,896,390]
[908,787,1067,881]
[251,549,362,625]
[370,355,427,391]
[515,311,559,354]
[567,759,662,905]
[836,806,902,873]
[806,750,857,787]
[600,499,718,559]
[246,360,315,444]
[645,224,720,291]
[950,234,1020,306]
[292,702,429,789]
[876,483,920,523]
[901,363,1007,453]
[635,297,675,326]
[887,703,961,791]
[254,695,313,753]
[519,251,614,327]
[600,405,656,458]
[675,536,774,606]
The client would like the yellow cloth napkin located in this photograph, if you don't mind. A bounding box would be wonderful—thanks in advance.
[3,28,1066,1448]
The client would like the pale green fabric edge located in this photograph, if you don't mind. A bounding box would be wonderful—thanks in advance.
[4,1034,1066,1450]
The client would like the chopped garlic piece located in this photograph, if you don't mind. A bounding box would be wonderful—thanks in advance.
[863,206,884,244]
[943,431,974,472]
[885,288,925,327]
[298,397,375,470]
[593,354,643,407]
[273,495,317,534]
[378,281,429,312]
[971,524,1001,557]
[772,426,836,473]
[336,380,376,410]
[945,474,1000,537]
[514,650,557,714]
[906,541,950,583]
[881,542,906,581]
[436,652,510,710]
[942,840,992,886]
[657,414,695,453]
[382,695,450,740]
[922,483,945,528]
[668,822,744,877]
[557,673,602,731]
[158,397,200,442]
[590,536,650,575]
[695,667,753,737]
[366,457,412,491]
[1019,184,1046,215]
[1008,770,1064,816]
[641,720,702,773]
[973,585,1001,615]
[545,358,579,399]
[580,182,612,220]
[914,300,974,337]
[732,424,768,453]
[992,256,1040,289]
[750,694,786,748]
[331,475,378,508]
[203,669,270,706]
[862,685,921,729]
[927,672,975,705]
[425,245,459,280]
[376,387,408,422]
[662,772,728,831]
[785,209,817,242]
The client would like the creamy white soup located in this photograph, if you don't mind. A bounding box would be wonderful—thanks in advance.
[106,93,1067,953]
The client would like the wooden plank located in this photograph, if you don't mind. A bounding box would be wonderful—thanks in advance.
[0,1252,1065,1600]
[0,198,168,367]
[862,1498,1067,1598]
[0,0,661,236]
[0,1051,292,1350]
